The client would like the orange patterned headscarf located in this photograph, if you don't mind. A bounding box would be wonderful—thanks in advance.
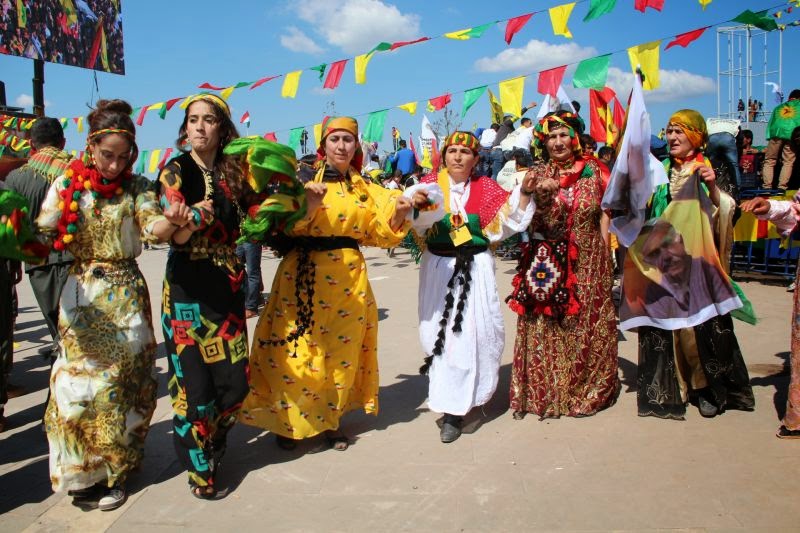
[316,116,363,170]
[668,109,707,152]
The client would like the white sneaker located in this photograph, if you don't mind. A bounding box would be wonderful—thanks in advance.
[788,281,796,292]
[98,486,126,511]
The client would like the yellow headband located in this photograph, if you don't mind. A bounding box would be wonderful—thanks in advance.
[186,93,231,118]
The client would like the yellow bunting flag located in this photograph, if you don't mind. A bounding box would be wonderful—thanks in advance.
[147,102,164,111]
[148,149,161,173]
[179,95,195,109]
[397,102,418,115]
[549,3,576,39]
[281,71,302,99]
[220,86,235,100]
[355,53,375,85]
[74,116,84,133]
[699,0,712,9]
[313,123,322,149]
[628,40,661,90]
[498,77,525,120]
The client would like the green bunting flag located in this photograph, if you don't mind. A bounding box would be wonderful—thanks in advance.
[583,0,617,21]
[363,109,388,142]
[370,42,393,53]
[288,127,304,153]
[572,54,611,89]
[310,64,327,81]
[135,150,148,175]
[461,86,487,118]
[732,9,779,31]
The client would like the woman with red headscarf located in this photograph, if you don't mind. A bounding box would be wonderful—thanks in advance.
[406,131,536,443]
[507,111,619,421]
[240,117,427,451]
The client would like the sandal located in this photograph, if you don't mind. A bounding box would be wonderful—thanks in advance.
[512,411,526,420]
[275,434,298,450]
[776,425,800,439]
[189,483,218,500]
[325,430,349,451]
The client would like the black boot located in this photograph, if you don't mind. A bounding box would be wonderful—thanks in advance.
[440,414,463,443]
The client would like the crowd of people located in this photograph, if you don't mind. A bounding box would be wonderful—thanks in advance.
[0,0,124,73]
[1,90,800,514]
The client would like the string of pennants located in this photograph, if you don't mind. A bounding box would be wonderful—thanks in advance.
[2,2,798,164]
[42,0,800,129]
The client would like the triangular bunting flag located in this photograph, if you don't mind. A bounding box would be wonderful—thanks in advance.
[427,94,452,112]
[538,65,567,97]
[499,77,525,119]
[665,27,708,50]
[398,102,418,115]
[323,60,347,90]
[505,13,533,44]
[628,40,661,90]
[444,22,495,40]
[549,3,576,39]
[634,0,664,12]
[461,86,487,118]
[584,0,617,21]
[572,54,610,89]
[282,71,302,98]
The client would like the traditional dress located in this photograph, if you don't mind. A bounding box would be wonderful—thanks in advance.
[634,110,754,419]
[509,156,619,417]
[38,167,163,492]
[159,151,252,490]
[410,170,533,416]
[240,162,409,439]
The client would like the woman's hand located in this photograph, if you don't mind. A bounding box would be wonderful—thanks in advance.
[163,202,193,229]
[304,182,327,216]
[391,195,413,230]
[698,165,720,207]
[410,189,429,209]
[740,197,771,216]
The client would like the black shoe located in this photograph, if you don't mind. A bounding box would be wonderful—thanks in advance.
[698,395,719,418]
[440,414,463,443]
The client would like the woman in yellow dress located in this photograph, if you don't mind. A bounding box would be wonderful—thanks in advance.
[240,117,427,450]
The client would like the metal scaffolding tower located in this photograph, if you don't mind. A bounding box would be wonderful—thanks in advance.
[716,24,783,142]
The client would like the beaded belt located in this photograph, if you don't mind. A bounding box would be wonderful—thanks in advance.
[71,259,140,286]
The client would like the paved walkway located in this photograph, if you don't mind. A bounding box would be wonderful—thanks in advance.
[1,245,798,532]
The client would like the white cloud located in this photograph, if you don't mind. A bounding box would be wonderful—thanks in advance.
[14,93,53,109]
[280,26,325,54]
[291,0,421,55]
[15,94,34,107]
[606,67,715,103]
[474,39,598,74]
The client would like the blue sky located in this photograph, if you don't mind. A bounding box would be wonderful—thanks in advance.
[2,0,798,177]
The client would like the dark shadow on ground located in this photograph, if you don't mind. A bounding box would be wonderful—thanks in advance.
[749,351,791,422]
[0,456,53,514]
[618,357,638,393]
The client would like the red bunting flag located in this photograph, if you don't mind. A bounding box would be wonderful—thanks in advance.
[428,93,452,111]
[158,148,174,170]
[389,37,430,50]
[537,65,567,97]
[634,0,664,12]
[164,97,182,111]
[505,13,533,44]
[250,75,279,90]
[264,132,277,142]
[135,106,148,127]
[323,60,348,90]
[665,26,708,50]
[197,82,226,90]
[612,97,625,134]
